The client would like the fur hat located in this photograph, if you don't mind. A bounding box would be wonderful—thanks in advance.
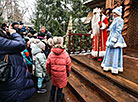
[47,38,54,46]
[93,8,101,14]
[112,6,122,16]
[37,41,45,49]
[53,37,66,48]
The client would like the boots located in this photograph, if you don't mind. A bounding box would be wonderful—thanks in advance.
[49,90,55,102]
[56,93,64,102]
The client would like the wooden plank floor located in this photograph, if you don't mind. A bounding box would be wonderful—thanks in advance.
[71,55,138,97]
[71,60,137,102]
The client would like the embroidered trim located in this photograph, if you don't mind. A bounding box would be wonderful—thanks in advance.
[114,43,127,48]
[106,42,127,48]
[91,50,106,57]
[100,23,106,30]
[111,37,117,42]
[101,63,123,72]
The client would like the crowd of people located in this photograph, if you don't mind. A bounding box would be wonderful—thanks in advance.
[0,21,71,102]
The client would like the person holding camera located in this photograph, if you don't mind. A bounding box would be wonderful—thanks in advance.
[0,26,35,102]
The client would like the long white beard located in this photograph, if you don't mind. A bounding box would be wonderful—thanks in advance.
[91,14,100,35]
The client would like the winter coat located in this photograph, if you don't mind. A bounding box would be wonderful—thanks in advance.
[31,44,47,78]
[23,49,33,65]
[106,17,127,48]
[0,33,35,102]
[46,48,71,88]
[38,31,52,40]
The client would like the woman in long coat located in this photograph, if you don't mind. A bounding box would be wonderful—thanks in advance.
[0,28,35,102]
[101,6,127,74]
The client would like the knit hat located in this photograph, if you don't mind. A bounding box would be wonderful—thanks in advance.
[12,22,19,27]
[112,6,122,16]
[37,41,45,49]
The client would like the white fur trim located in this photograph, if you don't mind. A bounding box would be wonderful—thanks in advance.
[100,22,106,30]
[101,63,112,71]
[111,68,118,74]
[91,50,106,57]
[106,42,127,48]
[112,9,122,16]
[112,6,122,16]
[91,34,94,39]
[101,14,106,21]
[103,67,112,71]
[101,63,104,67]
[111,37,117,42]
[101,63,123,73]
[118,68,123,72]
[114,43,127,48]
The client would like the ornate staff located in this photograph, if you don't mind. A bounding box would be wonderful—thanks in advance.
[97,9,103,60]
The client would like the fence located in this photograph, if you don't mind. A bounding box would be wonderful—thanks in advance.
[67,31,92,54]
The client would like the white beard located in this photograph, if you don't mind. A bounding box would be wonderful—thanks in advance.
[91,13,100,35]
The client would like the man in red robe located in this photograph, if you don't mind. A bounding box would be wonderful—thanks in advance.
[91,8,108,61]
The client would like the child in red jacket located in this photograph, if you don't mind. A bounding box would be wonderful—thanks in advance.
[46,37,71,102]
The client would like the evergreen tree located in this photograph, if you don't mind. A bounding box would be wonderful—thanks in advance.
[33,0,90,36]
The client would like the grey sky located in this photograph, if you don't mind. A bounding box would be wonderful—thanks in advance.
[18,0,36,23]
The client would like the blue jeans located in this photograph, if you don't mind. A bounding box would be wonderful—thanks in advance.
[37,77,44,88]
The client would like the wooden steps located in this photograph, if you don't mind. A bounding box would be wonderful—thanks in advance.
[64,54,138,101]
[63,86,78,102]
[67,71,108,102]
[71,60,137,102]
[122,55,138,83]
[70,55,138,98]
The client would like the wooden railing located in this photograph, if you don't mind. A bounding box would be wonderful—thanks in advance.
[67,31,92,54]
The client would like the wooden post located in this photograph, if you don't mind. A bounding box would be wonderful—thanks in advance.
[97,13,103,60]
[73,35,75,54]
[85,35,88,52]
[90,37,93,52]
[122,0,131,54]
[79,35,82,53]
[68,30,71,54]
[106,0,114,8]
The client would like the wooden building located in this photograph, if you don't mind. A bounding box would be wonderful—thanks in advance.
[84,0,138,57]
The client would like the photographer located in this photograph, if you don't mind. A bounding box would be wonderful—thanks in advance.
[0,26,35,102]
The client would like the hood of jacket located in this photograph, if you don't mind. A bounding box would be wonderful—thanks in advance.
[51,48,64,55]
[32,44,42,55]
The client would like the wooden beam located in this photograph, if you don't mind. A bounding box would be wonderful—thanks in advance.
[106,0,114,8]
